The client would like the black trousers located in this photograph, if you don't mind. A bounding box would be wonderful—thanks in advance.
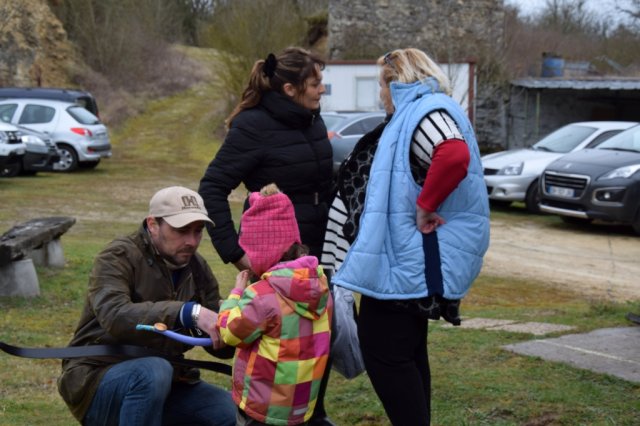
[358,295,431,426]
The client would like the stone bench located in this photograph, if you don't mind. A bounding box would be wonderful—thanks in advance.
[0,216,75,297]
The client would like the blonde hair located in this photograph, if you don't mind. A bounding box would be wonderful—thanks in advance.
[377,48,452,96]
[226,47,325,128]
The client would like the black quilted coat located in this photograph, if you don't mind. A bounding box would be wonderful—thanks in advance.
[199,91,333,264]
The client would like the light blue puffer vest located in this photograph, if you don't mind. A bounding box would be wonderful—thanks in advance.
[332,78,490,300]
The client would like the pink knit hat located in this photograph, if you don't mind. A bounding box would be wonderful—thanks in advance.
[239,184,301,276]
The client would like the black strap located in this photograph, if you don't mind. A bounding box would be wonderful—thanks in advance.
[0,341,232,376]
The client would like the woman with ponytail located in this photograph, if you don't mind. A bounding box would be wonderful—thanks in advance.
[199,47,335,426]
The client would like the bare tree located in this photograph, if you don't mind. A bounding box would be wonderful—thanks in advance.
[52,0,191,88]
[503,0,640,78]
[616,0,640,25]
[175,0,214,45]
[538,0,600,34]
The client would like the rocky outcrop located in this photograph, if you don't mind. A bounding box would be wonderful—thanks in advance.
[0,0,81,88]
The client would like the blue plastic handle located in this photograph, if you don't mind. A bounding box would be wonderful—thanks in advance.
[136,324,212,346]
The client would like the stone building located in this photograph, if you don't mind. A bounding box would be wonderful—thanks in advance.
[507,78,640,149]
[327,0,507,148]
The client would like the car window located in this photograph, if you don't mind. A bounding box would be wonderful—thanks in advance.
[340,115,385,136]
[322,115,346,130]
[67,106,100,124]
[584,130,622,148]
[341,120,367,136]
[19,104,55,124]
[533,124,596,153]
[0,104,17,123]
[360,116,385,131]
[598,125,640,152]
[74,96,95,113]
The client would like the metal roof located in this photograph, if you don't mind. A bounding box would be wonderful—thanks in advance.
[511,78,640,91]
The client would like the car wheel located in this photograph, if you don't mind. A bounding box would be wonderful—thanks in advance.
[78,160,100,169]
[525,180,541,214]
[55,144,78,172]
[632,208,640,236]
[0,162,22,177]
[489,200,512,209]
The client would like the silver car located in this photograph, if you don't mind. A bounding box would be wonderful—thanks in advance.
[482,121,638,213]
[0,125,60,177]
[0,98,111,172]
[0,121,26,175]
[322,111,387,172]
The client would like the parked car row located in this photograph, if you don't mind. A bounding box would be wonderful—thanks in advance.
[482,121,637,213]
[322,112,640,235]
[482,121,640,235]
[0,87,110,175]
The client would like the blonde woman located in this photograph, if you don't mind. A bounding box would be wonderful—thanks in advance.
[323,48,490,425]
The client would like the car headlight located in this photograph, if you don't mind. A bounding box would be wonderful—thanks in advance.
[498,162,523,176]
[21,135,46,146]
[598,164,640,180]
[0,131,8,144]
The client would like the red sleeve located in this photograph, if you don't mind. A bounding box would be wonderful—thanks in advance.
[416,139,470,212]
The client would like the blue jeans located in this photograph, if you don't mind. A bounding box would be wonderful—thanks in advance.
[83,357,235,426]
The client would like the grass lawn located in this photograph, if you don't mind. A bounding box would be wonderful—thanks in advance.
[1,77,639,425]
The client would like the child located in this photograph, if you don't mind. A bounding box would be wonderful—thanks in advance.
[217,184,333,426]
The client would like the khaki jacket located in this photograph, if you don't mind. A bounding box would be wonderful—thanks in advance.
[57,223,227,422]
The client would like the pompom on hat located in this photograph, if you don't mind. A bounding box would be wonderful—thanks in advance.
[239,184,301,276]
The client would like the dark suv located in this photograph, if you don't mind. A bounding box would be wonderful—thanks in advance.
[539,124,640,235]
[0,87,100,117]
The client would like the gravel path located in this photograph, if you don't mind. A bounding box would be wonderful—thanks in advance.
[482,218,640,302]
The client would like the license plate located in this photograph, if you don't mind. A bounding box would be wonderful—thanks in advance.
[548,185,574,198]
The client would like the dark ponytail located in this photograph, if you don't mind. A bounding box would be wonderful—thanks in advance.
[226,46,325,128]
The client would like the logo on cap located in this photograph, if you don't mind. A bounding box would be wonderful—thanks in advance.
[182,195,201,210]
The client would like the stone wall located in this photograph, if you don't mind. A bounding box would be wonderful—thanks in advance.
[329,0,504,60]
[328,0,507,148]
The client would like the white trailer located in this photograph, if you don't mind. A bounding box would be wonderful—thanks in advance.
[321,59,477,124]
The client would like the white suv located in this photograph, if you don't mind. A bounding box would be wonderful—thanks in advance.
[0,98,111,172]
[0,122,27,176]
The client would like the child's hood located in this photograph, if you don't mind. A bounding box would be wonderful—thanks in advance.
[262,255,330,319]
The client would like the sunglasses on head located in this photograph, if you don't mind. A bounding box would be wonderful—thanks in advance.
[383,51,397,71]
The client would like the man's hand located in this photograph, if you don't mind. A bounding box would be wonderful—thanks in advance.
[197,307,225,349]
[416,205,446,234]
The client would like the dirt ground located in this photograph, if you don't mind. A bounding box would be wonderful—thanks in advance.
[482,217,640,302]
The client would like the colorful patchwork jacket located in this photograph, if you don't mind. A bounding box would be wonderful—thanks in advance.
[217,256,333,425]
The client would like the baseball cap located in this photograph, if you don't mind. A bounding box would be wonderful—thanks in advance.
[148,186,213,228]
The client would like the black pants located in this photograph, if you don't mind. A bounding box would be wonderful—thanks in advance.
[358,295,431,426]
